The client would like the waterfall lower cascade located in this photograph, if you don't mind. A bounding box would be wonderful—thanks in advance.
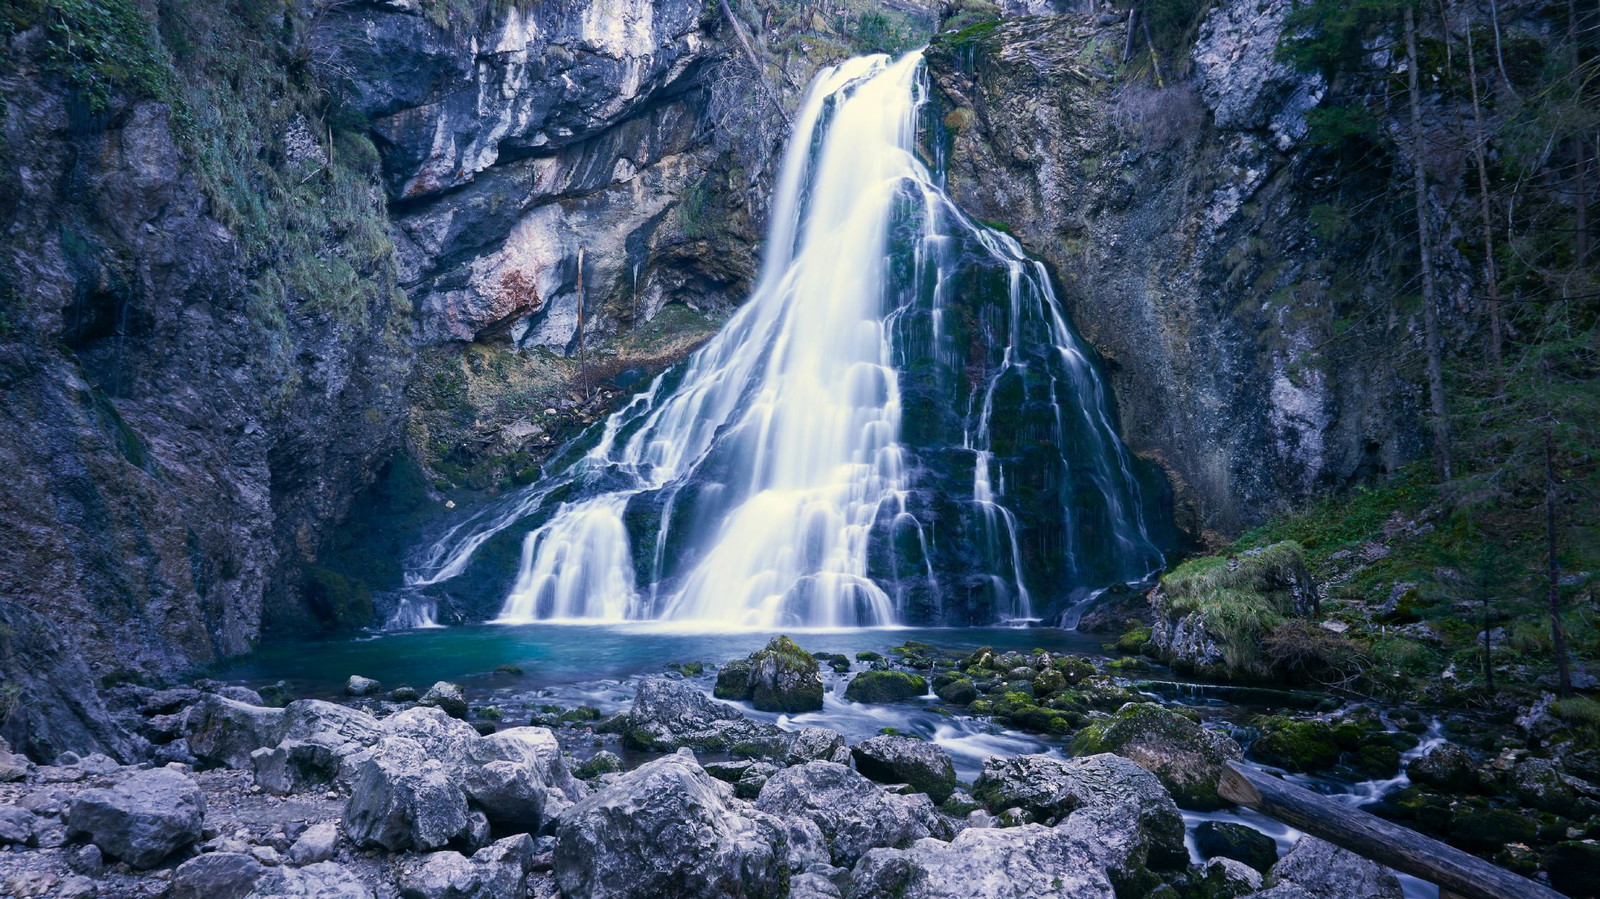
[406,52,1167,630]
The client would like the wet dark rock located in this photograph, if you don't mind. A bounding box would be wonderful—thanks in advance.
[843,670,928,704]
[554,750,815,899]
[171,852,265,899]
[1070,702,1243,810]
[735,726,851,767]
[419,682,469,720]
[1448,807,1537,852]
[1195,821,1279,873]
[392,686,421,702]
[1545,840,1600,898]
[933,676,978,705]
[66,767,205,868]
[1406,743,1480,793]
[1264,836,1401,899]
[754,760,952,868]
[398,834,536,899]
[850,735,958,803]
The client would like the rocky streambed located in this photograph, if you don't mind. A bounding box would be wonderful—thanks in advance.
[0,635,1588,898]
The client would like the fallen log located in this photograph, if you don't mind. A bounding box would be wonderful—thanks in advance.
[1218,761,1565,899]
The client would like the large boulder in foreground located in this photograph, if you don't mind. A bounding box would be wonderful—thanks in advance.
[972,753,1187,891]
[554,750,817,899]
[66,767,204,868]
[1263,836,1402,899]
[342,736,470,852]
[852,824,1115,899]
[714,636,824,713]
[850,735,958,803]
[755,760,952,868]
[1070,702,1243,810]
[184,695,288,769]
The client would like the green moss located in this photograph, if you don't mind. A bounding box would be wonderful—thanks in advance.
[1112,626,1152,654]
[1249,716,1340,773]
[844,670,927,704]
[1158,542,1313,678]
[299,564,374,633]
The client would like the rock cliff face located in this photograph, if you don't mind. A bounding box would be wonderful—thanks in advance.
[0,0,762,759]
[926,9,1441,540]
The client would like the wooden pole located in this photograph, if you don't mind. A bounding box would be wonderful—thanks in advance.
[1218,762,1565,899]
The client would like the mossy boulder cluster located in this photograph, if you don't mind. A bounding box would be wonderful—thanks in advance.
[1070,703,1244,810]
[713,636,824,714]
[951,647,1141,735]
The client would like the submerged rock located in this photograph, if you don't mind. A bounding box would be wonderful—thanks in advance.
[850,735,958,803]
[714,636,824,713]
[66,767,205,868]
[1070,702,1243,810]
[554,750,811,899]
[754,760,952,868]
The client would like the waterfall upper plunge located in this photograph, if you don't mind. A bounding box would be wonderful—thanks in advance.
[404,52,1168,630]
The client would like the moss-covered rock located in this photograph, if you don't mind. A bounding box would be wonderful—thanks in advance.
[843,670,927,704]
[713,636,823,714]
[1249,716,1340,773]
[1071,703,1244,810]
[1407,743,1482,793]
[934,677,978,706]
[1545,840,1600,898]
[1052,655,1096,684]
[1194,821,1278,873]
[1450,807,1538,852]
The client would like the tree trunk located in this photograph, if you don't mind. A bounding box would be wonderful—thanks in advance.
[1463,16,1504,367]
[576,247,588,400]
[1545,427,1573,695]
[1406,5,1453,480]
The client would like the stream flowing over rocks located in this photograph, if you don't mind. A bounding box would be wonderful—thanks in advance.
[0,642,1437,899]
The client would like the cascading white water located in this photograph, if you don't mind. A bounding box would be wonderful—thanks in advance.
[404,51,1165,630]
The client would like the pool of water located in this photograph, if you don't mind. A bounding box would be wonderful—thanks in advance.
[220,623,1108,698]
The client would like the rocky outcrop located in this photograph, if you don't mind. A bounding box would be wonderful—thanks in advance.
[753,761,953,868]
[928,13,1432,540]
[852,824,1117,899]
[714,635,825,713]
[553,750,817,899]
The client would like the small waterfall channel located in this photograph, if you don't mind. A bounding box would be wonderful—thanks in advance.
[403,52,1167,630]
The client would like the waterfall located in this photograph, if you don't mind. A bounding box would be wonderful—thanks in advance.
[405,51,1166,630]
